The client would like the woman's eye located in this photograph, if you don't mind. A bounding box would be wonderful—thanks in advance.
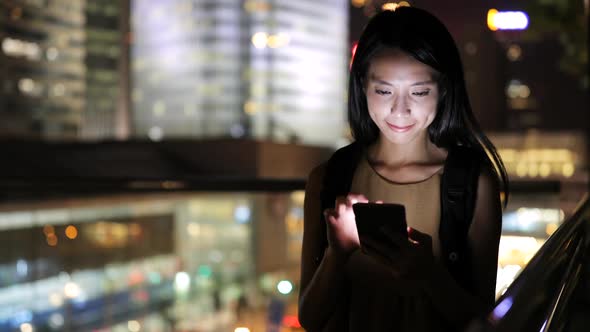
[412,90,430,97]
[375,89,391,95]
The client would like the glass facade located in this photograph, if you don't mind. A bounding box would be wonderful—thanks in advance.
[131,0,349,146]
[0,0,87,139]
[82,1,124,139]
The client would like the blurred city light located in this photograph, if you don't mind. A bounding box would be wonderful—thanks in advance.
[277,280,293,295]
[128,320,141,332]
[235,328,250,332]
[148,126,164,141]
[16,259,27,277]
[174,271,191,293]
[491,296,513,320]
[562,163,575,177]
[64,281,81,299]
[46,47,59,61]
[19,323,33,332]
[381,1,410,11]
[267,33,290,48]
[65,225,78,239]
[506,80,530,99]
[48,313,64,329]
[499,148,576,169]
[487,9,529,31]
[2,37,41,60]
[382,3,398,11]
[187,222,200,237]
[197,265,213,278]
[283,315,302,328]
[507,44,522,61]
[251,32,268,49]
[43,224,55,236]
[49,292,64,307]
[351,0,366,8]
[46,233,58,246]
[234,205,251,224]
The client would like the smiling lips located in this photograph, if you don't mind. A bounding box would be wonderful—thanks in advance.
[386,122,415,132]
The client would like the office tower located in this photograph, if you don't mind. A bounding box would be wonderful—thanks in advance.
[82,0,128,140]
[0,0,87,139]
[131,0,349,146]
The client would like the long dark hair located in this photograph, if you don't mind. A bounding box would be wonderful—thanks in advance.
[349,7,509,203]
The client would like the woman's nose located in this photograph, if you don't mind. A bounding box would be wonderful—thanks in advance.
[390,96,411,117]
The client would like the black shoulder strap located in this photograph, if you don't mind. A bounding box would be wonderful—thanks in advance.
[440,145,483,290]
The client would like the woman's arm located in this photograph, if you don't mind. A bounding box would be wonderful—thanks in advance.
[298,164,368,331]
[298,164,347,330]
[422,166,503,327]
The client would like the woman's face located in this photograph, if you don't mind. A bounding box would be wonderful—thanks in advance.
[364,48,439,146]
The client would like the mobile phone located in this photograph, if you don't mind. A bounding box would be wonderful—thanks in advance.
[353,202,407,247]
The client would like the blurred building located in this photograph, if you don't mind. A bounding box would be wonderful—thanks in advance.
[0,0,129,141]
[131,0,349,146]
[81,0,129,140]
[0,0,86,139]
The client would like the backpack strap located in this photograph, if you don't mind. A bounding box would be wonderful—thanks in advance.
[439,145,483,291]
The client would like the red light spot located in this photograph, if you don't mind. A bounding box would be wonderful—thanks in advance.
[282,315,301,328]
[350,41,359,69]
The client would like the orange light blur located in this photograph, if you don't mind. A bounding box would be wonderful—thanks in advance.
[487,9,499,31]
[382,3,398,11]
[65,225,78,239]
[47,234,58,246]
[43,224,55,236]
[351,0,366,8]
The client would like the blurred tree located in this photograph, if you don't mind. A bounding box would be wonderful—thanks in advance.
[523,0,588,89]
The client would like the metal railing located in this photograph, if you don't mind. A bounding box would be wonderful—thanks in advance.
[468,193,590,332]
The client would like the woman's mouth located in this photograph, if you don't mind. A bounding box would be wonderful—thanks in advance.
[386,123,415,133]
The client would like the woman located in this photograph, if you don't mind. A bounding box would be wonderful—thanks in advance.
[298,7,508,332]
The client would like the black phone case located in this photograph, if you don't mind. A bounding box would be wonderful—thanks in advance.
[353,203,407,246]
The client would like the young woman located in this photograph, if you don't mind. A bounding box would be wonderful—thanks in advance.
[298,7,509,332]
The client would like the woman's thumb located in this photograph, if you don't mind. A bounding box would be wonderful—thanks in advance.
[407,227,429,243]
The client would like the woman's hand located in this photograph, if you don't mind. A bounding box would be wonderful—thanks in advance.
[323,194,369,257]
[361,227,435,280]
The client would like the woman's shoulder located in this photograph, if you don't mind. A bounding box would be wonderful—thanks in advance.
[308,162,327,184]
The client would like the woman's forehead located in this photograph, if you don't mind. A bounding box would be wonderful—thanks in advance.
[367,53,437,83]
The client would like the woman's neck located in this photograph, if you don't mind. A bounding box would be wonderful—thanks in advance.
[370,133,440,166]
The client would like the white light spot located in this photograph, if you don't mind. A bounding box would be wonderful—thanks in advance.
[128,320,141,332]
[48,313,64,329]
[234,205,251,224]
[20,323,33,332]
[277,280,293,294]
[148,126,164,141]
[174,271,191,293]
[251,32,268,49]
[46,47,59,61]
[64,282,80,299]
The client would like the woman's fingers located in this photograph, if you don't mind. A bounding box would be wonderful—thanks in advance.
[407,227,432,247]
[348,193,369,203]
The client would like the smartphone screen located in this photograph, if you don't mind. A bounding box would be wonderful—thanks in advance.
[353,202,407,249]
